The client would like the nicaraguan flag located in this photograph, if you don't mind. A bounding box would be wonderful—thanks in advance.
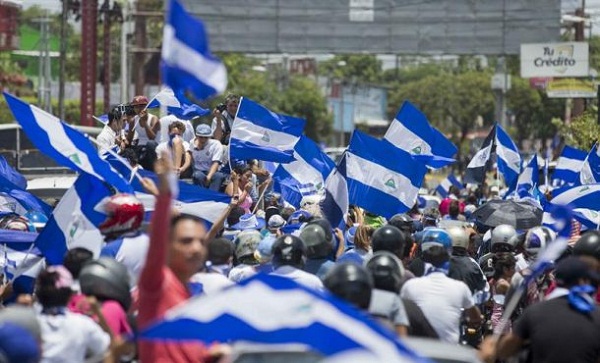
[464,125,495,184]
[230,98,306,163]
[384,101,457,169]
[272,136,335,207]
[104,154,230,226]
[139,273,429,363]
[552,145,586,187]
[321,165,349,230]
[93,114,109,126]
[495,124,521,191]
[161,0,227,101]
[0,175,51,217]
[435,174,463,198]
[579,143,600,185]
[544,183,600,230]
[4,93,132,193]
[341,131,427,219]
[507,154,539,198]
[147,88,210,120]
[35,174,111,264]
[1,231,45,296]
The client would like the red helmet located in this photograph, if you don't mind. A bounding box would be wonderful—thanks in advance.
[98,194,144,236]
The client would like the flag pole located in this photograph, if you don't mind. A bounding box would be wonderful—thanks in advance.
[86,134,145,184]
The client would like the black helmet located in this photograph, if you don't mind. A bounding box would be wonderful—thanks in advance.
[272,234,307,269]
[573,231,600,260]
[79,258,131,310]
[478,253,495,278]
[324,263,373,310]
[300,221,333,259]
[388,214,415,235]
[371,225,406,258]
[364,251,404,293]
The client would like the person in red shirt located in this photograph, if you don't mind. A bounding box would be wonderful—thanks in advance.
[137,155,210,363]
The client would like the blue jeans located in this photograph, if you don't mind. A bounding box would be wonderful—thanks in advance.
[193,170,225,191]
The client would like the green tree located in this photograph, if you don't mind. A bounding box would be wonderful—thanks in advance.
[552,107,600,150]
[319,55,383,84]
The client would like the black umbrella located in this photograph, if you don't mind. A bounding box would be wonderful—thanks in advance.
[472,199,543,230]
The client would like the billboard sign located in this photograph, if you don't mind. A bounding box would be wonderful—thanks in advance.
[521,42,589,78]
[546,78,596,98]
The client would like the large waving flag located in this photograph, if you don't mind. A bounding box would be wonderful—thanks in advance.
[35,174,111,265]
[579,143,600,185]
[140,273,429,363]
[1,231,45,296]
[507,154,539,198]
[3,93,132,193]
[272,136,336,207]
[341,131,427,219]
[544,183,600,230]
[147,88,210,120]
[464,125,495,184]
[161,0,227,101]
[495,124,521,191]
[272,136,348,228]
[435,174,463,198]
[384,101,457,169]
[552,145,586,187]
[230,98,306,163]
[104,154,230,226]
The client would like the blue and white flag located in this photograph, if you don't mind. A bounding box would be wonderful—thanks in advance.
[341,131,427,219]
[0,155,26,190]
[0,175,51,217]
[435,174,463,198]
[147,88,210,120]
[35,174,110,265]
[104,154,230,226]
[544,183,600,230]
[140,273,428,363]
[4,93,132,193]
[321,166,349,230]
[507,154,539,198]
[552,145,587,187]
[495,124,521,191]
[230,98,306,163]
[1,231,45,295]
[272,136,336,208]
[384,101,457,169]
[464,125,495,184]
[93,114,109,125]
[580,143,600,185]
[161,0,227,101]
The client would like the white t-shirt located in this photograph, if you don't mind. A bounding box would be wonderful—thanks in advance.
[400,272,474,343]
[270,265,324,291]
[190,272,235,294]
[101,232,150,287]
[229,264,258,283]
[158,115,195,144]
[96,125,117,154]
[191,138,224,172]
[155,138,191,159]
[38,311,110,363]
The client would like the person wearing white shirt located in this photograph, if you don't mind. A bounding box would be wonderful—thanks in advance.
[191,124,225,191]
[400,246,482,343]
[155,120,192,178]
[96,106,125,155]
[269,235,324,291]
[211,94,239,145]
[158,114,195,144]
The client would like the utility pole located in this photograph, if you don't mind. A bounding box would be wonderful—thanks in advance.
[101,0,112,113]
[80,0,98,126]
[120,1,130,103]
[572,2,587,118]
[35,16,52,112]
[133,0,148,96]
[59,1,68,120]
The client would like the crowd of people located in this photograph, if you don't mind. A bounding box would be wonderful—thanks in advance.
[0,94,599,363]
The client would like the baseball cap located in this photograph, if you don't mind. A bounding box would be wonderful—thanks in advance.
[130,95,149,106]
[287,210,312,225]
[268,215,286,229]
[555,257,600,286]
[195,124,214,137]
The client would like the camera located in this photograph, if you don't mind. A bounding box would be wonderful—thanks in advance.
[117,104,137,117]
[216,103,227,113]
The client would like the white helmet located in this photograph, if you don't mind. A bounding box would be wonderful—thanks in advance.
[491,224,517,252]
[447,226,469,249]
